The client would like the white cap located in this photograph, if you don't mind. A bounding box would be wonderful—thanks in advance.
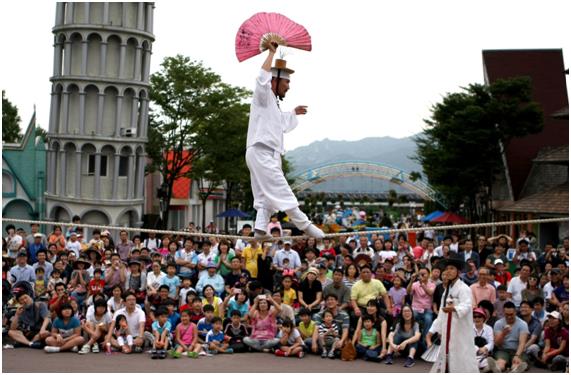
[494,259,504,265]
[547,311,561,320]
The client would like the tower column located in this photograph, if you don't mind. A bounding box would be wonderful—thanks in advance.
[136,152,146,198]
[80,40,88,75]
[130,95,139,131]
[53,42,63,76]
[83,2,90,24]
[99,42,108,76]
[112,153,120,200]
[46,150,54,194]
[127,153,135,199]
[102,2,109,24]
[78,91,86,135]
[49,90,59,133]
[75,150,82,197]
[134,46,142,80]
[63,40,72,75]
[145,3,153,32]
[119,43,127,78]
[137,2,145,29]
[96,92,105,135]
[65,2,74,24]
[55,2,64,25]
[142,48,151,82]
[59,150,67,196]
[61,91,70,133]
[114,95,124,136]
[140,97,149,137]
[94,152,102,199]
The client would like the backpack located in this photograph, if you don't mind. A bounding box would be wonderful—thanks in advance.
[341,341,357,361]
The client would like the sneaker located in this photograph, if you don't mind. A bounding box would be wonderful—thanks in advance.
[328,350,335,359]
[487,357,501,373]
[224,348,234,354]
[44,346,61,353]
[510,362,528,373]
[321,350,328,358]
[158,350,167,359]
[92,344,99,353]
[71,346,79,353]
[79,344,91,354]
[384,353,393,365]
[29,341,43,350]
[133,346,143,354]
[169,349,181,358]
[275,349,285,357]
[305,224,325,239]
[188,351,199,358]
[298,351,305,359]
[3,344,14,349]
[404,357,416,368]
[198,351,208,356]
[150,349,159,359]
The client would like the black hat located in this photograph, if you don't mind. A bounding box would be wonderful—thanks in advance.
[85,247,102,261]
[73,258,92,269]
[128,259,142,267]
[442,252,465,271]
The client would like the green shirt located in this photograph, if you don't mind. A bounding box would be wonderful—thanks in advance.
[298,321,316,339]
[360,328,377,347]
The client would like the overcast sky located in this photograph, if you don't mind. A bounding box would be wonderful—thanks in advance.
[1,0,569,150]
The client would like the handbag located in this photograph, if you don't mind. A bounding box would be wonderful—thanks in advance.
[340,341,357,361]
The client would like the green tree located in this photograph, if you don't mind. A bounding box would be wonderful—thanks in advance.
[414,77,543,221]
[147,55,250,229]
[2,90,22,143]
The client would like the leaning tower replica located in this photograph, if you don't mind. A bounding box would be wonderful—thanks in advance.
[45,2,155,229]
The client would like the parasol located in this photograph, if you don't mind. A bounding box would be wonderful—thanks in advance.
[235,12,312,62]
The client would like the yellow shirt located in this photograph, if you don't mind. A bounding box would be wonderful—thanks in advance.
[350,279,387,307]
[243,245,263,278]
[283,288,297,306]
[202,296,223,318]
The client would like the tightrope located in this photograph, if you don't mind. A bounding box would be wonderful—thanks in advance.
[1,217,568,241]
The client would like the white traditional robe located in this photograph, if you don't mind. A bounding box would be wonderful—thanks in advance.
[430,278,479,373]
[246,69,309,231]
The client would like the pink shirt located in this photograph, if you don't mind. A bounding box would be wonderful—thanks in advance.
[250,312,277,340]
[411,280,435,313]
[176,322,195,345]
[470,282,496,307]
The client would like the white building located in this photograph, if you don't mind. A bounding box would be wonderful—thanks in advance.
[45,2,155,229]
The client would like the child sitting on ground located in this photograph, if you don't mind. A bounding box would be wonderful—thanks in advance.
[171,309,203,358]
[224,310,249,353]
[205,317,233,354]
[188,297,204,325]
[298,308,318,354]
[318,310,340,358]
[34,268,47,299]
[47,268,63,295]
[151,307,172,359]
[276,318,305,358]
[110,314,133,354]
[164,299,180,333]
[354,315,381,360]
[43,302,85,353]
[197,304,215,343]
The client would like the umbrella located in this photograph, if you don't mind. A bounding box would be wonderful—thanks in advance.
[216,209,250,218]
[431,211,469,224]
[421,210,444,222]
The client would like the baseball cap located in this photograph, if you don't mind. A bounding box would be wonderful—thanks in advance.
[547,311,561,320]
[283,240,292,245]
[494,259,504,265]
[33,233,43,238]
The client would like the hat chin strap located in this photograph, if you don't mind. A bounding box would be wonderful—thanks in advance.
[274,69,284,101]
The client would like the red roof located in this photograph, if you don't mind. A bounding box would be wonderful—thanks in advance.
[482,49,569,199]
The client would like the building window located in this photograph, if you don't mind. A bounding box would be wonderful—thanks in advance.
[88,154,108,176]
[2,171,14,194]
[118,156,129,177]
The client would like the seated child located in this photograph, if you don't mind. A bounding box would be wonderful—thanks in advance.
[197,304,215,343]
[110,314,133,354]
[224,310,249,353]
[47,268,63,295]
[354,315,381,360]
[188,297,204,325]
[276,318,305,358]
[281,275,297,307]
[205,317,233,354]
[43,302,85,353]
[151,307,172,359]
[318,310,340,358]
[164,299,180,333]
[171,309,203,358]
[298,308,318,353]
[178,276,196,308]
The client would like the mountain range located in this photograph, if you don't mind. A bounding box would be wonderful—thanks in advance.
[285,136,422,193]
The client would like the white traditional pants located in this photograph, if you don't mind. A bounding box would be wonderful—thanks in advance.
[246,144,311,232]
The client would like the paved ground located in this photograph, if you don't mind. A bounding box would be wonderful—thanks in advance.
[4,348,433,373]
[2,348,552,373]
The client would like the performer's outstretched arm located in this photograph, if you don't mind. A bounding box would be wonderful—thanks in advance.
[262,43,277,72]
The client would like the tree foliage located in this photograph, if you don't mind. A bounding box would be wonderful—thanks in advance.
[414,77,543,220]
[2,90,22,143]
[147,55,251,229]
